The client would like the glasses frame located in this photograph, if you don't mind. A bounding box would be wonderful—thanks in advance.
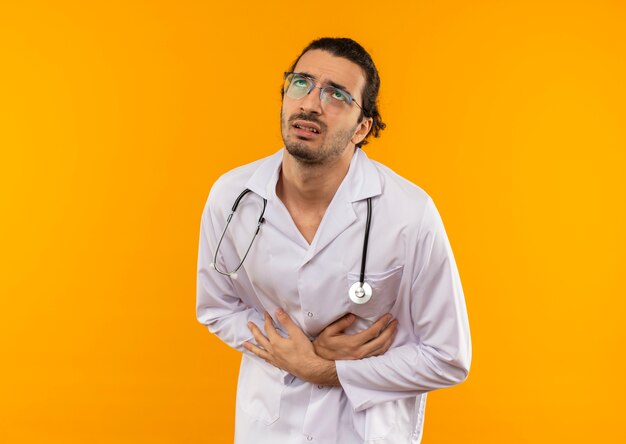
[283,71,363,111]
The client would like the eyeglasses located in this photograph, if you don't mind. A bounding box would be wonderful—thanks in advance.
[283,72,363,112]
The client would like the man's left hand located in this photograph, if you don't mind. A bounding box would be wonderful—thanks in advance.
[244,309,339,386]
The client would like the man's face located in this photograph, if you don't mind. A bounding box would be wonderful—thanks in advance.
[280,49,370,165]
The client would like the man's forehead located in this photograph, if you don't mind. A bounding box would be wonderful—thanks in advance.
[293,49,366,93]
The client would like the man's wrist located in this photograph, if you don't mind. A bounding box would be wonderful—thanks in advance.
[301,357,339,386]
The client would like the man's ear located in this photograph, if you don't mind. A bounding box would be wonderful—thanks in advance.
[351,117,373,145]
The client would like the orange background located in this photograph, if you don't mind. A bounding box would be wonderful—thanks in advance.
[1,0,625,443]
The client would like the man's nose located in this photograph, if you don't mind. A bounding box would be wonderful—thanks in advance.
[299,86,323,114]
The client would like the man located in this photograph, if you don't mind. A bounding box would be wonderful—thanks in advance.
[197,37,471,443]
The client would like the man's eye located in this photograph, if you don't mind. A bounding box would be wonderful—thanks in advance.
[331,88,348,102]
[293,78,308,88]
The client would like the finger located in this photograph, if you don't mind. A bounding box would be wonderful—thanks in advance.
[353,314,393,344]
[263,311,281,341]
[358,320,397,356]
[248,320,272,350]
[275,309,304,338]
[243,340,272,363]
[364,344,391,358]
[362,321,398,358]
[370,319,398,344]
[323,313,356,335]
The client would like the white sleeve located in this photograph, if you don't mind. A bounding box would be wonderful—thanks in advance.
[196,190,294,384]
[335,197,472,411]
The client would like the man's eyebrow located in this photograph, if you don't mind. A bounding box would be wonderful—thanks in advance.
[297,71,353,96]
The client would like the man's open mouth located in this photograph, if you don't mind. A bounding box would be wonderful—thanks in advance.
[292,120,322,135]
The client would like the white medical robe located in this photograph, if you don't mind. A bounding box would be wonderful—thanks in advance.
[196,148,472,443]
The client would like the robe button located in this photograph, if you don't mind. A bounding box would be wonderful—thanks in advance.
[307,311,313,317]
[306,436,313,441]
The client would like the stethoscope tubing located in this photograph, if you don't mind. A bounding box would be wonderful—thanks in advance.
[359,197,372,286]
[212,189,267,277]
[212,189,373,304]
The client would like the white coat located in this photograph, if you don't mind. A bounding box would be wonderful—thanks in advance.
[196,148,472,444]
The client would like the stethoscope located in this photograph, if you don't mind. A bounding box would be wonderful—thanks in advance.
[211,189,374,305]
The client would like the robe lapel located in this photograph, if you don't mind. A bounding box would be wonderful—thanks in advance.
[300,149,382,266]
[243,147,383,266]
[301,195,358,266]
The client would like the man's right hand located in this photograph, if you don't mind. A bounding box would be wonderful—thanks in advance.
[312,313,398,361]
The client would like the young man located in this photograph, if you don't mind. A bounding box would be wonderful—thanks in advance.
[197,37,472,443]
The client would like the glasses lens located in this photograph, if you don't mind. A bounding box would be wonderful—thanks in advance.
[320,87,352,109]
[284,73,311,100]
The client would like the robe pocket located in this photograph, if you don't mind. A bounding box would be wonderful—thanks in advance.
[351,400,398,442]
[346,265,404,320]
[236,356,284,425]
[365,400,399,441]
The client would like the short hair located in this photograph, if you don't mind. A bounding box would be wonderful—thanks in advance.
[282,37,386,148]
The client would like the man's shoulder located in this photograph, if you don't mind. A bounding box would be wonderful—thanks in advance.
[212,155,272,190]
[211,150,280,193]
[204,150,281,214]
[368,158,453,235]
[369,158,432,207]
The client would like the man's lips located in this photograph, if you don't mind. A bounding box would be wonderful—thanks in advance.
[291,119,322,135]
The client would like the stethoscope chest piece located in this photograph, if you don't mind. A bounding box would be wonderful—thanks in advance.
[349,281,373,305]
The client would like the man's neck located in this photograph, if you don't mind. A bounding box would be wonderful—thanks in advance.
[277,149,355,211]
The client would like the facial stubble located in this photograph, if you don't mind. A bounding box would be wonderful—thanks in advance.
[281,108,359,166]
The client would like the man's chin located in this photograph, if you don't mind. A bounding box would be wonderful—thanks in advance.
[285,143,322,164]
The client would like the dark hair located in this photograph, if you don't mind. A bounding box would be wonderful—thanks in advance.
[282,37,386,148]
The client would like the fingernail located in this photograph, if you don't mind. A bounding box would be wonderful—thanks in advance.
[276,308,285,316]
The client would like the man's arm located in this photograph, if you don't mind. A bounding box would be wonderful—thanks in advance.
[244,310,399,384]
[334,197,472,411]
[244,310,340,386]
[197,188,394,383]
[313,313,398,360]
[196,195,295,383]
[245,197,471,411]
